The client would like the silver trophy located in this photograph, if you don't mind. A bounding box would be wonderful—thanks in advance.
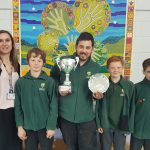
[56,57,79,93]
[88,73,109,93]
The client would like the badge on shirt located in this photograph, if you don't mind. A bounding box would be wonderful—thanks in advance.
[138,98,146,103]
[86,71,92,78]
[39,83,46,91]
[120,89,125,96]
[7,89,15,100]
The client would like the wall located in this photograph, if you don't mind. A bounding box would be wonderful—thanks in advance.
[131,0,150,83]
[0,0,12,33]
[0,0,150,83]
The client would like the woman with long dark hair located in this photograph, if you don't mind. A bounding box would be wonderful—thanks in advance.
[0,30,21,150]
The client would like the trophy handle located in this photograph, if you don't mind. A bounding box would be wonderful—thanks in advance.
[56,57,61,71]
[74,57,79,70]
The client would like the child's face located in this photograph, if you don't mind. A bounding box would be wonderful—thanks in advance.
[143,66,150,81]
[28,53,44,73]
[108,61,123,79]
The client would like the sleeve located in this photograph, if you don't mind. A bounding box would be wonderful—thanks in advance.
[15,80,24,127]
[50,64,61,96]
[50,64,60,82]
[46,78,58,130]
[95,100,102,128]
[128,83,136,133]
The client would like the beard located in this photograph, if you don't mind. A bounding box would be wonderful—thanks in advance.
[78,52,88,61]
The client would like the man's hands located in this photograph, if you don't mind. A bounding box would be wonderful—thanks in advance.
[59,90,104,99]
[59,90,70,96]
[93,91,103,100]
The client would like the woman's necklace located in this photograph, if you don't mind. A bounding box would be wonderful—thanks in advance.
[3,63,13,75]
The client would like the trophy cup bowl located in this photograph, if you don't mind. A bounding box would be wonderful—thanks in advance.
[88,73,109,93]
[56,57,79,93]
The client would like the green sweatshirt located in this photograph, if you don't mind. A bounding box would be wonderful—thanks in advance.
[15,71,58,131]
[51,54,101,123]
[133,78,150,139]
[96,76,135,133]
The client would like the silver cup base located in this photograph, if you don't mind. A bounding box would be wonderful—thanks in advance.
[59,85,71,93]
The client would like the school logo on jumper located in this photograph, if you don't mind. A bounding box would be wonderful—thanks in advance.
[39,83,45,91]
[86,72,92,78]
[138,98,146,103]
[120,89,125,96]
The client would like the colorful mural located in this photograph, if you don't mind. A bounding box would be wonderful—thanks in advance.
[13,0,135,78]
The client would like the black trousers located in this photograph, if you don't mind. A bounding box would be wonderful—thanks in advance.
[25,128,53,150]
[130,135,150,150]
[59,117,97,150]
[0,108,22,150]
[100,129,126,150]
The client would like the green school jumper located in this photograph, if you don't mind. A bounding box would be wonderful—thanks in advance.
[15,71,58,131]
[96,76,135,133]
[133,78,150,139]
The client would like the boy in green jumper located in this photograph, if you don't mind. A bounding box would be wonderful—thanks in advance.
[51,32,103,150]
[96,56,135,150]
[15,48,58,150]
[130,58,150,150]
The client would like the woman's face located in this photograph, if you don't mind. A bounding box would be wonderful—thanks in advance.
[0,33,12,55]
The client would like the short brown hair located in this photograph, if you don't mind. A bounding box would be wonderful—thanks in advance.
[107,56,124,68]
[76,32,94,47]
[142,58,150,71]
[27,48,46,63]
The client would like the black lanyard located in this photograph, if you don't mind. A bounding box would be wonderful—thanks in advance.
[3,63,14,92]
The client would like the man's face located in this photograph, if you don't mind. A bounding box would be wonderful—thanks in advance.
[76,40,93,62]
[108,61,123,79]
[143,66,150,80]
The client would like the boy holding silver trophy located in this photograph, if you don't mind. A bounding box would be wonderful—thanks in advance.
[96,56,135,150]
[51,32,103,150]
